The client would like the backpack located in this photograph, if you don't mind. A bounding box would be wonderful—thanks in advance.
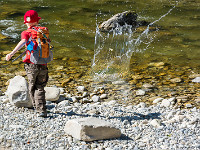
[22,26,53,64]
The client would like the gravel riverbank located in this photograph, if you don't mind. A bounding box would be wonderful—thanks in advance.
[0,93,200,150]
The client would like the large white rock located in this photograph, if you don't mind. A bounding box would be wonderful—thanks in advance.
[64,117,121,141]
[192,77,200,83]
[45,87,60,101]
[6,76,32,108]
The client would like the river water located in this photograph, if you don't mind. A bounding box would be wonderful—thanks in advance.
[0,0,200,90]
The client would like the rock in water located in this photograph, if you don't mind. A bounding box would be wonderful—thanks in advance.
[99,11,137,32]
[6,76,32,108]
[64,117,121,141]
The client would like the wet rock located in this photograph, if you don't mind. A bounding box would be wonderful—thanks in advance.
[170,78,182,83]
[176,96,188,103]
[142,83,154,89]
[61,78,73,87]
[99,11,137,32]
[64,117,121,141]
[148,62,166,67]
[6,75,32,108]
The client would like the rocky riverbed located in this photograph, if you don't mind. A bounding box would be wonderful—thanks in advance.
[0,91,200,150]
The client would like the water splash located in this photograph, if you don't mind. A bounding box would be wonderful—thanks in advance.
[92,7,175,81]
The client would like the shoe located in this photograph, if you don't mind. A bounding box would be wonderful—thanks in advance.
[38,111,47,118]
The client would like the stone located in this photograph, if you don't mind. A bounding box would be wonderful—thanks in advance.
[99,11,137,32]
[161,99,171,107]
[153,98,164,104]
[150,119,161,128]
[142,83,154,89]
[77,86,86,93]
[64,117,121,141]
[6,76,32,108]
[9,125,25,129]
[45,87,60,102]
[136,89,145,96]
[100,94,108,99]
[92,95,100,102]
[112,80,126,85]
[192,77,200,83]
[170,78,182,83]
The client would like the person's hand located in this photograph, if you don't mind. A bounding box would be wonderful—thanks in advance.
[6,53,13,61]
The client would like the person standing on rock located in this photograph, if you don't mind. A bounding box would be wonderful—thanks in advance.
[5,10,52,118]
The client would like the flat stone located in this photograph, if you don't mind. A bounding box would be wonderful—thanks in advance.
[142,83,154,89]
[64,117,121,141]
[153,98,164,104]
[170,78,182,83]
[100,94,107,99]
[136,89,145,96]
[45,87,60,102]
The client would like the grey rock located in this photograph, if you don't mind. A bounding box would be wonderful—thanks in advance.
[6,76,32,108]
[45,87,60,102]
[92,95,100,102]
[192,77,200,83]
[77,86,86,93]
[153,98,164,104]
[99,11,137,32]
[100,94,108,99]
[136,89,145,96]
[161,99,171,107]
[64,117,121,141]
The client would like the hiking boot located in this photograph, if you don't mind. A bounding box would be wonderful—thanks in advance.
[38,111,47,118]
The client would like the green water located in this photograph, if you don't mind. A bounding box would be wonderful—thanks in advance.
[0,0,200,73]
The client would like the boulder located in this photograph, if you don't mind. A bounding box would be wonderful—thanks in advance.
[45,87,60,102]
[6,76,32,108]
[192,77,200,83]
[99,11,137,32]
[64,117,121,141]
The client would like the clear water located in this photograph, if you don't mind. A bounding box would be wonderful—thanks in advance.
[0,0,200,75]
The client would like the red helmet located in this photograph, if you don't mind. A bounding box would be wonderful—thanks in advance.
[24,10,41,24]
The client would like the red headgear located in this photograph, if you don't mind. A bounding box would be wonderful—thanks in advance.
[24,10,41,24]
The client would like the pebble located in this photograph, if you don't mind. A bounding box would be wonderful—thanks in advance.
[153,98,164,104]
[92,95,100,102]
[136,90,146,96]
[161,99,171,107]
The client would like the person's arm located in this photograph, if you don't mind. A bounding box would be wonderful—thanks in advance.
[6,39,26,61]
